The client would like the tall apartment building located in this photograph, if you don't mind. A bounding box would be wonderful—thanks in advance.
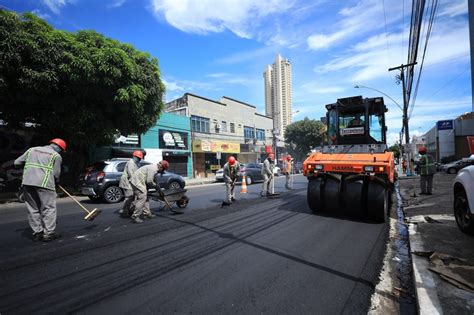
[263,54,293,138]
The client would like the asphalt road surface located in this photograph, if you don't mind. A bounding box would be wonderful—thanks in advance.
[0,175,389,314]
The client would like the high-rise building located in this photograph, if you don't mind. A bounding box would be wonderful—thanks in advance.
[263,53,293,138]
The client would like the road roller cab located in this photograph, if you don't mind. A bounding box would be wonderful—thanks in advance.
[304,96,394,222]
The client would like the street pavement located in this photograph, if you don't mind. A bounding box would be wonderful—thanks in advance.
[1,175,389,314]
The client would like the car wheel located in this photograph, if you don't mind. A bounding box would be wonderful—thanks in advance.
[448,168,457,174]
[246,176,252,185]
[103,186,123,203]
[454,191,474,235]
[168,181,181,190]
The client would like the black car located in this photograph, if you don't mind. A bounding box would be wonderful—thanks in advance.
[78,158,185,203]
[238,163,265,185]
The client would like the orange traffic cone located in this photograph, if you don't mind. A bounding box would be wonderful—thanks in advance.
[240,175,248,193]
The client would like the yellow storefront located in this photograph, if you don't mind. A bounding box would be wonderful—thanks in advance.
[192,140,240,178]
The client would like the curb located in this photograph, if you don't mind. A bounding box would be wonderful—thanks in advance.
[408,223,443,315]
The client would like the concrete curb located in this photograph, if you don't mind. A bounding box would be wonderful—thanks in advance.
[408,223,443,315]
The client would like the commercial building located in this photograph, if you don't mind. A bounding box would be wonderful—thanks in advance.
[165,93,274,178]
[422,112,474,162]
[263,53,293,139]
[141,112,192,178]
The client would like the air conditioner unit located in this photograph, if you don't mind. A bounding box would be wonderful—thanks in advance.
[215,123,221,130]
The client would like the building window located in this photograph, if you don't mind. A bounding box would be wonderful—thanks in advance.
[221,121,227,132]
[256,128,265,140]
[230,123,235,133]
[244,126,255,140]
[191,115,210,133]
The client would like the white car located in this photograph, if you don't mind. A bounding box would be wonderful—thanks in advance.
[273,166,281,176]
[215,168,224,182]
[453,165,474,235]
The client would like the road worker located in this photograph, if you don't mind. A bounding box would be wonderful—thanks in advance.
[261,153,275,196]
[118,150,143,218]
[14,138,66,242]
[283,155,293,189]
[418,147,436,195]
[222,156,241,205]
[348,114,364,128]
[130,160,169,223]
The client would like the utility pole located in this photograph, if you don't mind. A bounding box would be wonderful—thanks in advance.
[388,62,417,144]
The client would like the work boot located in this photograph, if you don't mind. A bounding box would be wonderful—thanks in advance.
[43,233,60,242]
[132,217,144,224]
[143,213,156,219]
[32,232,44,241]
[231,197,236,202]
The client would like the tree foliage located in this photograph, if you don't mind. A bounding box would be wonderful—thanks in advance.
[388,144,401,160]
[284,118,326,161]
[0,10,165,150]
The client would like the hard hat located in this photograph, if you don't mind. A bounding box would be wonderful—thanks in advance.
[228,156,236,165]
[49,138,67,151]
[159,160,169,170]
[269,153,275,160]
[286,155,292,161]
[418,147,427,154]
[133,150,144,159]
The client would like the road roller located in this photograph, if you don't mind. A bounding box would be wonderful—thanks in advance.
[303,96,395,222]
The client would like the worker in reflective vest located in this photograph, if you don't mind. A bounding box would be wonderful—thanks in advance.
[418,147,436,195]
[223,156,241,205]
[261,153,275,196]
[14,138,66,242]
[118,150,144,218]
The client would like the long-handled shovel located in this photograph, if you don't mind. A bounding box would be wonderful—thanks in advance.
[58,185,101,221]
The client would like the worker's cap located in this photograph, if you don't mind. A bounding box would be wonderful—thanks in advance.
[133,150,144,159]
[268,153,275,160]
[159,160,169,170]
[286,154,292,161]
[49,138,67,152]
[228,156,236,165]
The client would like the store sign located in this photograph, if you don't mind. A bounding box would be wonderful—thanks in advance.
[193,140,240,153]
[437,120,453,130]
[159,130,188,150]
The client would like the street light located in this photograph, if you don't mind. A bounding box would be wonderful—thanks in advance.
[354,84,403,112]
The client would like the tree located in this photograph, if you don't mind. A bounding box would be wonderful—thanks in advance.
[388,144,401,160]
[0,10,165,151]
[284,118,326,161]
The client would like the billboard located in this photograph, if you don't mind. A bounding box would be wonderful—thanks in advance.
[437,120,453,130]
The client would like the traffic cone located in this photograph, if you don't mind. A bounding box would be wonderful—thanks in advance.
[240,175,248,193]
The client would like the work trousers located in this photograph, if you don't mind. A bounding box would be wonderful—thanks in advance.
[225,181,235,203]
[261,174,274,195]
[420,174,434,194]
[131,186,148,219]
[121,188,134,216]
[285,173,292,189]
[23,185,57,235]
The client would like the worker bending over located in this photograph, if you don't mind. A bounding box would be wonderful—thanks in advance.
[223,156,241,205]
[119,150,143,218]
[261,153,275,196]
[130,160,169,223]
[14,138,66,242]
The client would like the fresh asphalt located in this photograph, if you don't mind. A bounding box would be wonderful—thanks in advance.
[0,175,389,314]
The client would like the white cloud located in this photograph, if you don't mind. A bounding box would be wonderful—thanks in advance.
[162,78,185,92]
[438,0,467,18]
[42,0,74,14]
[300,81,345,94]
[32,9,51,20]
[108,0,127,9]
[214,46,274,65]
[150,0,294,38]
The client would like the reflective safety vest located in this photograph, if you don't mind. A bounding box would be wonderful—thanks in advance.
[419,154,436,176]
[15,145,62,190]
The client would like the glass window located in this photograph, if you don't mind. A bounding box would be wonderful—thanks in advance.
[230,123,235,133]
[256,128,265,140]
[369,114,383,142]
[191,115,210,133]
[244,126,255,140]
[116,162,126,172]
[221,121,227,132]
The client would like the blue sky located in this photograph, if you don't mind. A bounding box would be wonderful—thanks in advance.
[2,0,472,145]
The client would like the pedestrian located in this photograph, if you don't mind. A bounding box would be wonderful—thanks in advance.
[129,160,169,223]
[418,147,436,195]
[283,155,293,189]
[118,150,143,218]
[402,159,407,174]
[261,153,275,196]
[222,156,240,206]
[14,138,66,242]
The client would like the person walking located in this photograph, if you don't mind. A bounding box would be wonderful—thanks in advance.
[418,147,436,195]
[14,138,66,242]
[261,153,275,197]
[129,160,169,223]
[283,155,293,189]
[118,150,143,218]
[222,156,240,206]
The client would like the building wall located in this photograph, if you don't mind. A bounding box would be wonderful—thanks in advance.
[141,112,192,177]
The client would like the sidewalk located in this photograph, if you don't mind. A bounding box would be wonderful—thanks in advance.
[184,176,218,187]
[399,173,474,314]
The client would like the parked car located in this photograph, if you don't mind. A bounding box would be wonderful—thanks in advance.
[215,168,224,182]
[453,166,474,235]
[238,163,264,185]
[78,158,185,203]
[443,158,474,174]
[273,165,281,176]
